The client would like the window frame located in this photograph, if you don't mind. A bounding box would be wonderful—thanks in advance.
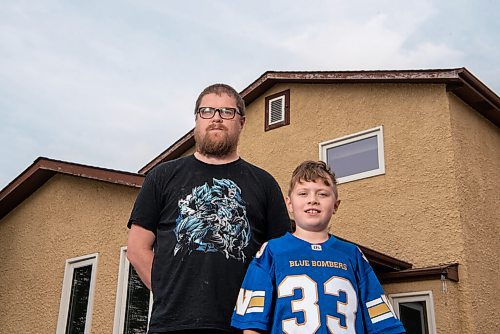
[113,246,153,334]
[389,291,437,334]
[264,89,290,131]
[56,253,99,334]
[319,126,385,184]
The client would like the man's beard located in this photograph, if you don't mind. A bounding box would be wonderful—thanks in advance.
[194,125,240,158]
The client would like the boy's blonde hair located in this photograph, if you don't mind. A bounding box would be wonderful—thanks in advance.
[288,161,338,197]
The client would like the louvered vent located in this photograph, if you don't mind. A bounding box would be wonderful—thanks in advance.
[269,96,285,125]
[264,89,289,131]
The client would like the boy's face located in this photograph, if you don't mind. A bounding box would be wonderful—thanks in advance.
[286,178,341,233]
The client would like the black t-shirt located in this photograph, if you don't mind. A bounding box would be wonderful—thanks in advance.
[128,155,291,332]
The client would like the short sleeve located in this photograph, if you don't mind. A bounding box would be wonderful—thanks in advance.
[127,168,161,233]
[231,242,275,331]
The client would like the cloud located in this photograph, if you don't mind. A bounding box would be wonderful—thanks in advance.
[273,2,462,70]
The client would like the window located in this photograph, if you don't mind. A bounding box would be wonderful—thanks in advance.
[319,126,385,183]
[390,291,437,334]
[57,253,98,334]
[265,89,290,131]
[113,247,152,334]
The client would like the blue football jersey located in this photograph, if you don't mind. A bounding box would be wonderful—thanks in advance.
[231,233,406,334]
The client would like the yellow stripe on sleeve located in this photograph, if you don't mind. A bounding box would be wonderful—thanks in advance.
[368,303,391,318]
[249,296,265,308]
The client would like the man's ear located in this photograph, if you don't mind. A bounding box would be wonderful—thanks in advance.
[240,116,246,128]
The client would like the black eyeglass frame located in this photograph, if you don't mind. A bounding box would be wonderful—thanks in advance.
[196,107,242,120]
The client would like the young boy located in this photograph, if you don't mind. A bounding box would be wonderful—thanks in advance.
[231,161,406,333]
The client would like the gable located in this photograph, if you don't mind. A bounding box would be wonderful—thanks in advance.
[0,157,144,220]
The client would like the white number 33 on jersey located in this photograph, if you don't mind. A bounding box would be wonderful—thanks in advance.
[278,274,357,334]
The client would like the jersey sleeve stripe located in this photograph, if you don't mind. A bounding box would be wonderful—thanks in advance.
[366,297,383,308]
[246,306,265,313]
[368,303,391,318]
[252,291,266,297]
[249,296,265,308]
[235,289,267,316]
[371,312,395,324]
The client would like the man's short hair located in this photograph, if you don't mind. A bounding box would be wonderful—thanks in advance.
[288,160,338,197]
[195,83,246,116]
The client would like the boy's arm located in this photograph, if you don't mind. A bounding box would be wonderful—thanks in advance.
[244,330,265,334]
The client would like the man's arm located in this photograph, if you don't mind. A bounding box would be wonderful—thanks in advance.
[244,330,264,334]
[127,224,155,290]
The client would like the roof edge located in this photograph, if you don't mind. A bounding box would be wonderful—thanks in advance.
[457,68,500,108]
[331,234,412,272]
[240,68,469,104]
[0,157,144,220]
[139,129,195,174]
[379,263,459,284]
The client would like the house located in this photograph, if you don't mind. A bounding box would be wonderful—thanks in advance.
[0,68,498,333]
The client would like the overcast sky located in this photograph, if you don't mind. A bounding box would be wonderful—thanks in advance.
[1,0,498,190]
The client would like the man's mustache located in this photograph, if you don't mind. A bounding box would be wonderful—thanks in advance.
[207,124,228,131]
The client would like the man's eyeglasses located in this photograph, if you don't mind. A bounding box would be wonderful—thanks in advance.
[196,107,241,120]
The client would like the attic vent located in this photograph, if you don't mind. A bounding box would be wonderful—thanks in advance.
[269,97,285,124]
[265,89,290,131]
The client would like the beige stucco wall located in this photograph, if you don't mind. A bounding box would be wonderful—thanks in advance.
[448,93,500,333]
[0,175,138,333]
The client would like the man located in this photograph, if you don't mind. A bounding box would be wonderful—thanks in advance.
[127,83,291,333]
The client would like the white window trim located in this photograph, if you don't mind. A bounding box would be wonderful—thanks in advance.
[389,291,437,334]
[113,247,153,334]
[319,126,385,184]
[268,95,285,125]
[56,253,99,334]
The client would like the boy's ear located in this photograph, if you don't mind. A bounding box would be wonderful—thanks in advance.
[285,196,293,213]
[333,199,341,214]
